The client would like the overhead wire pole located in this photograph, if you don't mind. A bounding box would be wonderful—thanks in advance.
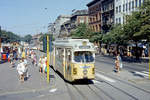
[47,35,50,83]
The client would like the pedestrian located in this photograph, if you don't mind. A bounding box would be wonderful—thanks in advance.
[17,58,25,82]
[142,50,145,57]
[27,48,30,58]
[9,51,14,67]
[22,49,26,59]
[23,57,28,80]
[38,56,43,73]
[33,52,37,66]
[115,57,119,73]
[18,47,21,59]
[117,53,123,71]
[42,55,47,74]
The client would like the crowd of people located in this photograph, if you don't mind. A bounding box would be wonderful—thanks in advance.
[6,47,48,83]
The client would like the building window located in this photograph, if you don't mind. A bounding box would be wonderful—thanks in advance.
[96,25,98,31]
[139,0,141,7]
[119,5,121,13]
[135,0,138,7]
[119,17,121,24]
[116,7,118,14]
[99,24,101,31]
[129,2,131,11]
[116,18,118,24]
[123,16,125,24]
[132,1,134,9]
[123,4,125,12]
[126,3,128,12]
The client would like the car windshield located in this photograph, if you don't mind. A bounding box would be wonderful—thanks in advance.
[74,51,94,63]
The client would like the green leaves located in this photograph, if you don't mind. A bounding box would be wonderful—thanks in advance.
[103,0,150,45]
[0,30,21,43]
[23,35,32,43]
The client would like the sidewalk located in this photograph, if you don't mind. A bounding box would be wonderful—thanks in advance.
[0,58,55,96]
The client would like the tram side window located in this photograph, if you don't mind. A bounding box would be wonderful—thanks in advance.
[74,51,94,63]
[68,50,72,62]
[56,48,64,62]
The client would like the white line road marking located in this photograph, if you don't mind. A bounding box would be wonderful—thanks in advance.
[96,73,116,83]
[141,71,149,74]
[49,88,57,93]
[135,71,149,77]
[92,80,101,84]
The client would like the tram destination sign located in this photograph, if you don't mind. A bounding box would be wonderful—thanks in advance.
[79,46,90,49]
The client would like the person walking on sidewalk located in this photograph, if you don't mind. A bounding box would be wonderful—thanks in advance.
[23,57,28,80]
[115,57,119,73]
[9,50,14,67]
[38,56,43,73]
[115,52,123,73]
[117,53,123,70]
[17,59,25,82]
[22,49,26,59]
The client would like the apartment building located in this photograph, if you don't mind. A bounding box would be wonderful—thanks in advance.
[59,10,88,37]
[101,0,114,33]
[115,0,145,24]
[87,0,102,32]
[49,15,71,38]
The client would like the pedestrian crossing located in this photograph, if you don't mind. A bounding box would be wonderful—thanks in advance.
[134,71,149,78]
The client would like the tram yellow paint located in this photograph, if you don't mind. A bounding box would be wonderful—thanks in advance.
[50,38,96,82]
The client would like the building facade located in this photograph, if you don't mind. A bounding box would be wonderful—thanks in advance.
[70,10,89,30]
[101,0,114,33]
[59,10,88,37]
[115,0,145,24]
[49,15,71,38]
[87,0,102,32]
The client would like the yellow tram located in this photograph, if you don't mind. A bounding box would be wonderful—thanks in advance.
[50,38,96,82]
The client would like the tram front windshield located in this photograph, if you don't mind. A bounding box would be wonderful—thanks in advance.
[74,51,94,63]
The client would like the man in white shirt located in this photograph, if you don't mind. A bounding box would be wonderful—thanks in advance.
[17,59,25,82]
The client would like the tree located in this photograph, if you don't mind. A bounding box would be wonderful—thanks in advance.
[39,34,54,42]
[0,30,21,43]
[70,23,93,39]
[23,35,32,43]
[133,0,150,41]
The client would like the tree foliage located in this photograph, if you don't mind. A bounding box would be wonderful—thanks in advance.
[70,23,102,42]
[0,30,21,43]
[39,34,54,42]
[102,0,150,44]
[23,34,32,43]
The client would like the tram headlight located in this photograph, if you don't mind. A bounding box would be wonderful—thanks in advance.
[73,68,77,75]
[83,69,88,75]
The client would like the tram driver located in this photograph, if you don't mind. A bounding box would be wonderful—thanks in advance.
[74,51,94,63]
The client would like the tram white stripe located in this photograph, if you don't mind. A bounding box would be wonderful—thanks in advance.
[96,73,116,83]
[135,71,149,77]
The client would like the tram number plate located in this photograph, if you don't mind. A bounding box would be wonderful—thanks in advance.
[79,46,90,49]
[80,66,90,69]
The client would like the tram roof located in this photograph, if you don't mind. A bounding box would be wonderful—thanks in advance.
[53,38,93,48]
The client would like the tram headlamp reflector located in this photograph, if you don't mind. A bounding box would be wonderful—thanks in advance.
[83,69,87,75]
[73,68,77,75]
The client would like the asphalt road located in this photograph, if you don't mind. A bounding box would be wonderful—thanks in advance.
[0,50,150,100]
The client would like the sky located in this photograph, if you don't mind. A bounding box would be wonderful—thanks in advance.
[0,0,91,36]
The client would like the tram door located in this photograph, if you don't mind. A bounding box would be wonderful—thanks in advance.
[65,49,72,80]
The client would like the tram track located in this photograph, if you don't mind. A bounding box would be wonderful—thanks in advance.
[95,70,150,100]
[94,79,139,100]
[96,70,150,94]
[65,81,107,100]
